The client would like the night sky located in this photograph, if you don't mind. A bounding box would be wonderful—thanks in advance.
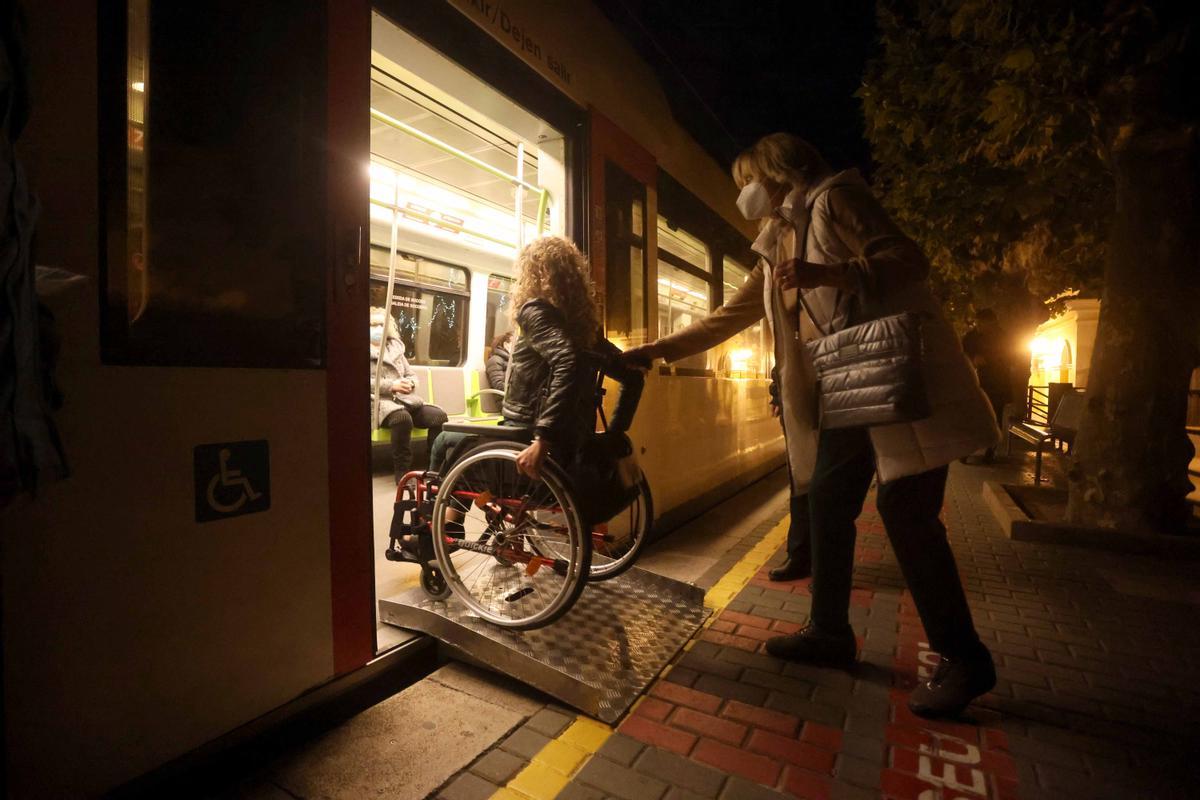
[595,0,879,176]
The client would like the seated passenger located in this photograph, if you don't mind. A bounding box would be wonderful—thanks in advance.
[430,236,642,480]
[486,330,513,391]
[370,307,448,483]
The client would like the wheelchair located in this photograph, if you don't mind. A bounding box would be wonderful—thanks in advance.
[383,377,652,630]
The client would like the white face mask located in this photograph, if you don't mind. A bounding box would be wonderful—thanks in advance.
[736,181,774,220]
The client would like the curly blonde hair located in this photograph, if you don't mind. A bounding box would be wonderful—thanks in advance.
[510,236,600,347]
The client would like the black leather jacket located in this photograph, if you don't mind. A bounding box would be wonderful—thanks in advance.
[502,300,643,449]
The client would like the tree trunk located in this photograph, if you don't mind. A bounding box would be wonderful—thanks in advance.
[1066,125,1200,535]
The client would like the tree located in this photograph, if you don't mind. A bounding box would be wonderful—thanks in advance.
[861,0,1199,534]
[858,0,1111,325]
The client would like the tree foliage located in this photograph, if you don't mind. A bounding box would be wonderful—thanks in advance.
[858,0,1116,322]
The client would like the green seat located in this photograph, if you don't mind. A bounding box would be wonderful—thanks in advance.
[372,368,504,444]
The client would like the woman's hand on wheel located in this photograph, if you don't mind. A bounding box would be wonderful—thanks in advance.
[516,438,549,479]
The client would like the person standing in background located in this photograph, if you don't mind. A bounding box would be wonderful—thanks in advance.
[962,308,1013,463]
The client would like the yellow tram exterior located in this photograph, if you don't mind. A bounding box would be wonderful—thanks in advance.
[3,1,784,794]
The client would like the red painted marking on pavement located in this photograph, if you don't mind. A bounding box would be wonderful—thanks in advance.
[883,592,1020,799]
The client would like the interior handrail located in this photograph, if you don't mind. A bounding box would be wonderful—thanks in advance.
[371,106,551,234]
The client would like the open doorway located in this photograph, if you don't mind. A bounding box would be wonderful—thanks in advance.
[367,12,570,651]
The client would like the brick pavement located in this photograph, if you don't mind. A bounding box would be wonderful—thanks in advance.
[439,461,1200,800]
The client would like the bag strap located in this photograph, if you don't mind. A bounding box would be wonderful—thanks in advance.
[792,185,847,341]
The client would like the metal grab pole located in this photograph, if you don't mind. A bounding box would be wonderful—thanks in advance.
[372,178,403,431]
[536,187,549,235]
[515,141,525,251]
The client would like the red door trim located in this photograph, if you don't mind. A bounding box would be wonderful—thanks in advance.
[326,0,375,675]
[587,109,656,325]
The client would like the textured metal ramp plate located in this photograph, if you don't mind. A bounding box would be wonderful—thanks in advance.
[379,567,710,723]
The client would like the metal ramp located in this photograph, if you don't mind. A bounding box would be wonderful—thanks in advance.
[378,567,711,723]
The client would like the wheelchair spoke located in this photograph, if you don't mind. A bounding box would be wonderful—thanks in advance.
[430,444,589,629]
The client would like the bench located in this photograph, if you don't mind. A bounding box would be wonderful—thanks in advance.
[371,367,504,446]
[1007,389,1085,484]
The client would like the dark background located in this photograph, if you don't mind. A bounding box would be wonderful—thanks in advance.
[595,0,878,175]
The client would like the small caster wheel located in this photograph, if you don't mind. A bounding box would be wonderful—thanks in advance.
[420,564,452,600]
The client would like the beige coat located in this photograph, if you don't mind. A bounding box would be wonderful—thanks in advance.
[655,170,998,490]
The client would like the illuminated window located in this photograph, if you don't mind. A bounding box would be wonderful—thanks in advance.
[656,217,711,372]
[485,274,514,349]
[369,255,469,367]
[716,258,767,378]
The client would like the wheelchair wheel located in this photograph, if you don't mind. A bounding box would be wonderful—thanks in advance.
[586,476,653,581]
[431,442,591,629]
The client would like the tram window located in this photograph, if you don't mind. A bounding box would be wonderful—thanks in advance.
[485,274,514,349]
[657,221,710,273]
[717,258,767,378]
[368,279,468,367]
[100,1,325,367]
[368,250,469,367]
[657,261,711,372]
[656,217,712,373]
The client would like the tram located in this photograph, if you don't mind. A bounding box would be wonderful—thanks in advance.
[4,1,784,794]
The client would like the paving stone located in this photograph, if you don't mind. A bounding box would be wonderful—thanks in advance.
[834,754,881,790]
[665,666,701,687]
[438,771,496,800]
[664,787,718,800]
[830,778,881,800]
[726,599,756,614]
[764,693,846,728]
[693,674,770,706]
[555,781,606,800]
[677,651,744,681]
[635,747,726,797]
[842,712,886,740]
[717,647,785,675]
[469,748,524,784]
[742,668,816,700]
[839,731,884,762]
[597,733,646,767]
[498,727,551,760]
[716,775,787,799]
[525,707,573,738]
[576,756,669,800]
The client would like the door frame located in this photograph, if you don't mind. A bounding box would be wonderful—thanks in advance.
[326,1,590,671]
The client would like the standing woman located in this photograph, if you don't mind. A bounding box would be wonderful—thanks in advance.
[625,133,999,718]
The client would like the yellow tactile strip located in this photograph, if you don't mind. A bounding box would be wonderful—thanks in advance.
[489,514,791,799]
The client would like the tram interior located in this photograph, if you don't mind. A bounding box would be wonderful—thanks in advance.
[369,14,568,650]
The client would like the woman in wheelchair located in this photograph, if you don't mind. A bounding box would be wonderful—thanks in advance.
[430,235,643,477]
[398,236,649,629]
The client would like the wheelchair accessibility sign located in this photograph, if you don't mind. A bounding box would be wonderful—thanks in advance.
[193,440,270,522]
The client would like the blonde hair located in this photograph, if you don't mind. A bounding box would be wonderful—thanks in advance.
[732,133,831,189]
[510,236,600,347]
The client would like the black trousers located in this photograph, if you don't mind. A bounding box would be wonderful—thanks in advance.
[385,404,448,481]
[807,426,983,658]
[787,494,812,563]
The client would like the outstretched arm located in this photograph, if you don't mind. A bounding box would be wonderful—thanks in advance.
[624,264,766,367]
